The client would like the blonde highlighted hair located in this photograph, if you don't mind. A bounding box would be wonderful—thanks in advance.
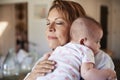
[48,0,86,25]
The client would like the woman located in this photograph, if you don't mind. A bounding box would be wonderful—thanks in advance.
[24,0,115,80]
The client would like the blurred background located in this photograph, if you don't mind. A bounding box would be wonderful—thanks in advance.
[0,0,120,80]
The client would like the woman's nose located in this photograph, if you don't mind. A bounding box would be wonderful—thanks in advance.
[49,23,55,32]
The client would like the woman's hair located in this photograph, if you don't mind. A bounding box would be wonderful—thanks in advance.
[48,0,86,25]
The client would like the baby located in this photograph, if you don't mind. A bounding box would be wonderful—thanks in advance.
[37,16,116,80]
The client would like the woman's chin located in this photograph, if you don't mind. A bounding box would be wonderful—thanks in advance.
[48,42,59,49]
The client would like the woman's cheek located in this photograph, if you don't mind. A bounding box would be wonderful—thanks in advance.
[56,31,68,45]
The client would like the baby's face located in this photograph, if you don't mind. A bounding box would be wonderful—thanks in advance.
[84,30,103,55]
[88,38,101,55]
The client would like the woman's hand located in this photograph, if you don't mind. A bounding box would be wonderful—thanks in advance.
[24,52,56,80]
[33,52,56,76]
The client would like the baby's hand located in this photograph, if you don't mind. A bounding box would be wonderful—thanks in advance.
[105,69,117,80]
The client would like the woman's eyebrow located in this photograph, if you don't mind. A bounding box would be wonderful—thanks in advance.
[55,17,66,21]
[46,17,66,22]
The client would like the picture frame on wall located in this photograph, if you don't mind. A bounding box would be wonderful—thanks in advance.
[34,4,47,19]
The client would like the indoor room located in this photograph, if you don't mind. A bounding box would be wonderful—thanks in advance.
[0,0,120,80]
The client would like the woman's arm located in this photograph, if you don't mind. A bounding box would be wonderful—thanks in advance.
[24,52,56,80]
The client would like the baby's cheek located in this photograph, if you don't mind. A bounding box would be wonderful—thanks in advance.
[95,49,100,55]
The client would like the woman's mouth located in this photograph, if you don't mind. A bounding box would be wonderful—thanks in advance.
[48,36,58,39]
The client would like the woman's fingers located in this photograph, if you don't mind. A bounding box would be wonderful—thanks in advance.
[32,60,56,76]
[43,53,51,60]
[39,63,55,69]
[40,60,55,65]
[43,51,53,60]
[39,60,56,69]
[33,68,52,76]
[33,66,53,76]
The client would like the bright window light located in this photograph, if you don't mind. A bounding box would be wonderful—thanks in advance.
[0,21,8,37]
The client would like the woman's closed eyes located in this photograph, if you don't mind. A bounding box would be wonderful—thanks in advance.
[46,18,66,27]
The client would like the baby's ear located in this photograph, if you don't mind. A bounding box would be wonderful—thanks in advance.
[80,38,84,45]
[80,37,87,45]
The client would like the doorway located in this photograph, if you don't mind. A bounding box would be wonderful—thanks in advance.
[0,3,28,56]
[100,5,108,49]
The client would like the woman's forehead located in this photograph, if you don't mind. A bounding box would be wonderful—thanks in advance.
[48,8,67,21]
[48,8,62,17]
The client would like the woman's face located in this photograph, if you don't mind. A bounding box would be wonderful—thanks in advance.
[46,8,70,49]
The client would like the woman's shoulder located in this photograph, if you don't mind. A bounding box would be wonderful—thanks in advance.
[97,50,110,57]
[95,49,115,69]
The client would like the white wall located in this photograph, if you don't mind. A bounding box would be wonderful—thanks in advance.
[0,0,52,57]
[28,0,52,56]
[0,0,120,59]
[111,0,120,59]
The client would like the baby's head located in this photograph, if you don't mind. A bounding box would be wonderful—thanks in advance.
[70,16,103,54]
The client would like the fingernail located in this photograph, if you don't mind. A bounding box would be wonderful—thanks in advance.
[49,70,52,72]
[51,60,56,64]
[41,73,45,76]
[51,66,55,69]
[52,61,55,64]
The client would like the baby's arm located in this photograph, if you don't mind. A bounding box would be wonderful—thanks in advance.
[99,69,116,80]
[81,62,105,80]
[81,62,116,80]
